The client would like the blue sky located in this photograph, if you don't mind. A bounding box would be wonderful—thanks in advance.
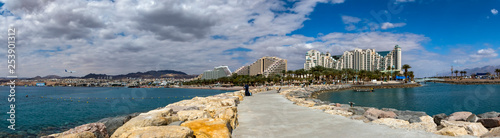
[292,0,500,55]
[0,0,499,77]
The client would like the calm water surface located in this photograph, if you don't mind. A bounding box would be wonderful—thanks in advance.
[317,83,500,116]
[0,86,231,136]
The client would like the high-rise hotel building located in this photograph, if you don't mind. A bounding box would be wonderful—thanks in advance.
[234,57,287,77]
[304,45,402,71]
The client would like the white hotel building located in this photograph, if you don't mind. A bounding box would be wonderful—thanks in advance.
[304,45,402,71]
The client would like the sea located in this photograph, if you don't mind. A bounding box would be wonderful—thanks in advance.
[317,83,500,116]
[0,86,232,137]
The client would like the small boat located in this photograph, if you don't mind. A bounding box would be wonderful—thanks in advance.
[354,89,374,92]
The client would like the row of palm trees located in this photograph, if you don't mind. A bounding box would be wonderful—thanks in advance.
[186,64,414,86]
[452,70,468,79]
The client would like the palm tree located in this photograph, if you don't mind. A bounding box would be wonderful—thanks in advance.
[463,71,467,79]
[402,64,411,83]
[454,70,459,80]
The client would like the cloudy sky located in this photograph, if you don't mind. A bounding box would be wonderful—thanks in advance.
[0,0,499,78]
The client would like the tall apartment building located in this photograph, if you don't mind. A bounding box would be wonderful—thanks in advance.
[200,66,232,80]
[234,57,287,77]
[304,45,402,71]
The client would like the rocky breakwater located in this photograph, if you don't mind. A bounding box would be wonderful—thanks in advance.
[280,86,500,137]
[43,90,245,138]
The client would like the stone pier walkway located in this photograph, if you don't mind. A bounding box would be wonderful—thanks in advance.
[232,90,452,138]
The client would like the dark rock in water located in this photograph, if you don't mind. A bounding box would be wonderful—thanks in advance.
[466,114,478,122]
[348,107,366,115]
[478,111,500,119]
[478,117,500,128]
[433,113,447,126]
[97,112,140,135]
[396,115,422,123]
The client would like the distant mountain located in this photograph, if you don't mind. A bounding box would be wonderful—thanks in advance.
[436,65,500,77]
[463,65,500,75]
[30,70,195,80]
[81,70,193,79]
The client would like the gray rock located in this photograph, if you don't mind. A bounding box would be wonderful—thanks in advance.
[395,115,422,123]
[348,107,366,115]
[478,111,500,119]
[433,113,447,126]
[394,110,427,117]
[168,121,183,126]
[97,112,140,135]
[381,108,398,112]
[466,114,478,122]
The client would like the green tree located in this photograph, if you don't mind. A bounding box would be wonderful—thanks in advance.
[402,64,411,83]
[454,70,459,80]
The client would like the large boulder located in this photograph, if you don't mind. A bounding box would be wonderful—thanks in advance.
[45,123,108,138]
[115,126,193,138]
[372,118,409,128]
[165,105,200,114]
[478,117,500,128]
[177,110,210,122]
[465,114,478,122]
[97,113,140,135]
[348,107,366,115]
[111,114,173,138]
[481,127,500,137]
[433,113,447,126]
[394,110,427,123]
[446,111,472,121]
[181,118,231,138]
[404,116,437,132]
[435,126,468,136]
[364,108,396,119]
[478,111,500,119]
[210,106,238,130]
[440,120,489,136]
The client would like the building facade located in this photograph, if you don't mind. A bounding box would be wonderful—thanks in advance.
[304,45,402,71]
[234,57,287,77]
[200,66,232,80]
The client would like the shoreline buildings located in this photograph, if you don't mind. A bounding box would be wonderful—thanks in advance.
[304,45,402,71]
[234,57,287,77]
[200,66,232,80]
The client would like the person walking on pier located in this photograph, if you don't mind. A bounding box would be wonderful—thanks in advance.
[244,84,251,96]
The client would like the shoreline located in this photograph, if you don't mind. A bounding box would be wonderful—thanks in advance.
[310,83,422,99]
[281,85,500,137]
[431,80,500,85]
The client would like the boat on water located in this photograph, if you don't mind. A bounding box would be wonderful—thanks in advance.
[354,88,374,92]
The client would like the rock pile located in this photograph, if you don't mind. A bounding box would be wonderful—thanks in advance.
[281,86,500,137]
[44,90,245,138]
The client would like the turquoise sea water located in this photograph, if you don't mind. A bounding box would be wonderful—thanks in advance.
[0,87,231,137]
[317,83,500,116]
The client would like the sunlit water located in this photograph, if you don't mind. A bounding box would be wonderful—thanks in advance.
[0,86,231,137]
[317,83,500,116]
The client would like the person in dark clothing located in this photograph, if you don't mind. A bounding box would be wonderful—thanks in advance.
[349,102,355,107]
[244,84,251,96]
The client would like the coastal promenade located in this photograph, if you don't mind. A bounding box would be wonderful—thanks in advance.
[232,90,450,138]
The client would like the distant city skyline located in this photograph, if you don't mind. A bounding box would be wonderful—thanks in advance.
[0,0,499,77]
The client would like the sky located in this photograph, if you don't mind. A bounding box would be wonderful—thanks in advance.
[0,0,499,78]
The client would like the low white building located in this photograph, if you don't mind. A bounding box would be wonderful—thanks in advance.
[200,66,232,80]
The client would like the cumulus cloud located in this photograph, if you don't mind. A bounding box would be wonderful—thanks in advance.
[470,48,498,59]
[492,9,498,15]
[381,22,407,30]
[341,15,361,24]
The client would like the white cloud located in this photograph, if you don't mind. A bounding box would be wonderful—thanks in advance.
[492,9,498,15]
[381,22,407,30]
[470,48,498,59]
[341,15,361,24]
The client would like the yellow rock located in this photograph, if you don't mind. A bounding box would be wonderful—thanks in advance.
[117,126,194,138]
[60,131,96,138]
[181,118,231,138]
[436,126,468,136]
[177,110,210,121]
